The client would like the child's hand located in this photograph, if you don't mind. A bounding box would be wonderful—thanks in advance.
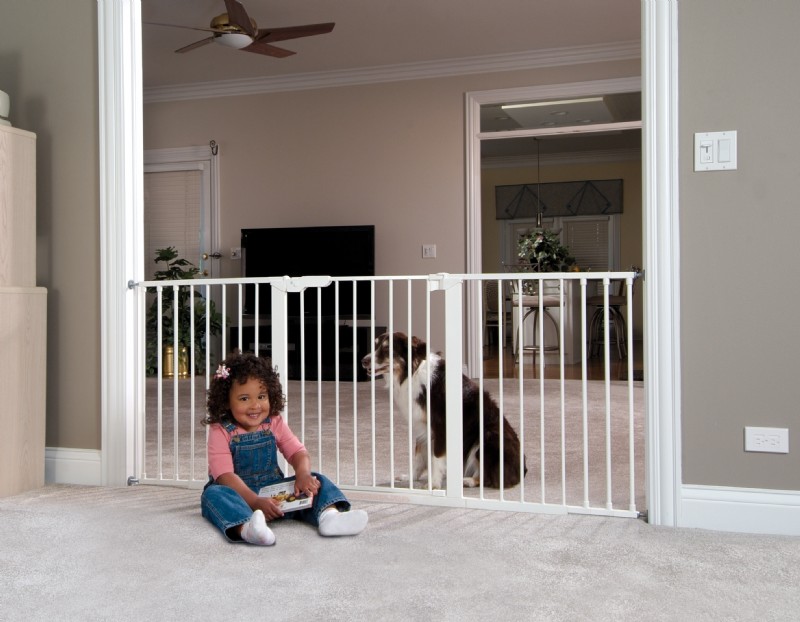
[255,496,284,521]
[294,473,320,499]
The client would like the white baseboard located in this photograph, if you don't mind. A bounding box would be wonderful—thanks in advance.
[681,485,800,536]
[45,447,102,486]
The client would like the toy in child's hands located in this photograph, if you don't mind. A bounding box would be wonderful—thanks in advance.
[258,477,313,513]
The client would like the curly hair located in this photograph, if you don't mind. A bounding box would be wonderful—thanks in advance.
[202,351,286,426]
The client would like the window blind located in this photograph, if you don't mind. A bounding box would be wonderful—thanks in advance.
[564,218,610,272]
[144,170,202,279]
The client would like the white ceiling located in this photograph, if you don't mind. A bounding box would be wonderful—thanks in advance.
[142,0,641,88]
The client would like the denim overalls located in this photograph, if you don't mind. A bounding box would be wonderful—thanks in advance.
[201,419,350,542]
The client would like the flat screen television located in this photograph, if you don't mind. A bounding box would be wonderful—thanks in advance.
[241,225,375,318]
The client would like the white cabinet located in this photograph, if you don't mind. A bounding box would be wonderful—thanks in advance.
[0,124,46,497]
[0,125,37,287]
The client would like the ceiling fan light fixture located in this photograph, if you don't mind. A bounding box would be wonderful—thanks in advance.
[215,32,253,49]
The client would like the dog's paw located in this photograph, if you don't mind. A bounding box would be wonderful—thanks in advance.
[463,476,479,488]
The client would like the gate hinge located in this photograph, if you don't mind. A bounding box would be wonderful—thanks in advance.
[637,509,648,522]
[127,476,140,486]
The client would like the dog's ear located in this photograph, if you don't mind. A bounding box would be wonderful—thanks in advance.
[410,336,428,363]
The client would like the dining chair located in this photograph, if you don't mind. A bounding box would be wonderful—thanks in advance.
[483,279,501,345]
[504,264,563,363]
[587,278,630,360]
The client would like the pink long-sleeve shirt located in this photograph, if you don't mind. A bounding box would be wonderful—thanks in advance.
[206,415,306,480]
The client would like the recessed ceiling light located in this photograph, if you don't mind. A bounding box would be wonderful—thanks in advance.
[501,97,603,110]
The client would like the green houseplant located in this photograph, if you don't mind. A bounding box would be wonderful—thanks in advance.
[145,247,223,377]
[517,228,576,272]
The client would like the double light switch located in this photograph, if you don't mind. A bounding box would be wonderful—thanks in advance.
[694,130,737,171]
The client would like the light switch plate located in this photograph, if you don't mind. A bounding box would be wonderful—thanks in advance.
[694,131,737,171]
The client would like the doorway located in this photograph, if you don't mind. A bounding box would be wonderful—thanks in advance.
[98,0,681,527]
[464,78,642,377]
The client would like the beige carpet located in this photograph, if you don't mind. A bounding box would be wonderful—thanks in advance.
[2,484,800,621]
[145,376,644,513]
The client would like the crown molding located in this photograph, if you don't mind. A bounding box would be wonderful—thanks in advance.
[144,40,640,104]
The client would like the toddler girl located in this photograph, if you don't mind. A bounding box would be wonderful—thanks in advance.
[201,351,368,545]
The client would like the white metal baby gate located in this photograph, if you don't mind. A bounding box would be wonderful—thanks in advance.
[131,271,643,518]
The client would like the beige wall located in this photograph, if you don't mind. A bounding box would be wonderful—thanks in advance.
[680,0,800,489]
[144,61,640,281]
[0,0,100,450]
[481,158,643,337]
[144,61,638,351]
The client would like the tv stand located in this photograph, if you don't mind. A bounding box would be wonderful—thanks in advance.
[230,317,385,381]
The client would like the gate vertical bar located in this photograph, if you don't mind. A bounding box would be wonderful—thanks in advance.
[387,281,395,488]
[603,277,613,510]
[334,281,340,483]
[440,274,464,499]
[559,277,566,504]
[407,279,414,490]
[369,280,377,486]
[539,278,546,503]
[580,277,590,508]
[477,279,486,500]
[627,275,636,512]
[425,281,432,492]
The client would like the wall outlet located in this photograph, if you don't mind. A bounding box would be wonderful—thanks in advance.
[422,244,437,259]
[744,426,789,454]
[231,247,241,260]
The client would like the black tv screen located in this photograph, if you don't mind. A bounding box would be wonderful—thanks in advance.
[241,225,375,318]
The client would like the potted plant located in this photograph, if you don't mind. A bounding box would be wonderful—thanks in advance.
[517,228,576,272]
[145,247,223,377]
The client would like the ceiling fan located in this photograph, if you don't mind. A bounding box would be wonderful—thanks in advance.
[147,0,335,58]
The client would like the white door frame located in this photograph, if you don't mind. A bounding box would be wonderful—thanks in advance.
[98,0,144,486]
[98,0,681,526]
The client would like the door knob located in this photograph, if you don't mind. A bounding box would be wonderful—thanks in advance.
[202,252,222,260]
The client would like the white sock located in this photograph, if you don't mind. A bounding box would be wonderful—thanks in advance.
[318,507,369,537]
[240,509,276,546]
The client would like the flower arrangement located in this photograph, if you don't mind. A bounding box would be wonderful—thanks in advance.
[517,228,576,272]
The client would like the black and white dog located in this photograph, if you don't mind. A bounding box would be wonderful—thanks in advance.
[361,332,527,489]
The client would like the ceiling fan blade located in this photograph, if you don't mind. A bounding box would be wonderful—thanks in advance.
[242,40,296,58]
[223,0,257,37]
[175,37,217,54]
[145,22,220,34]
[254,22,335,44]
